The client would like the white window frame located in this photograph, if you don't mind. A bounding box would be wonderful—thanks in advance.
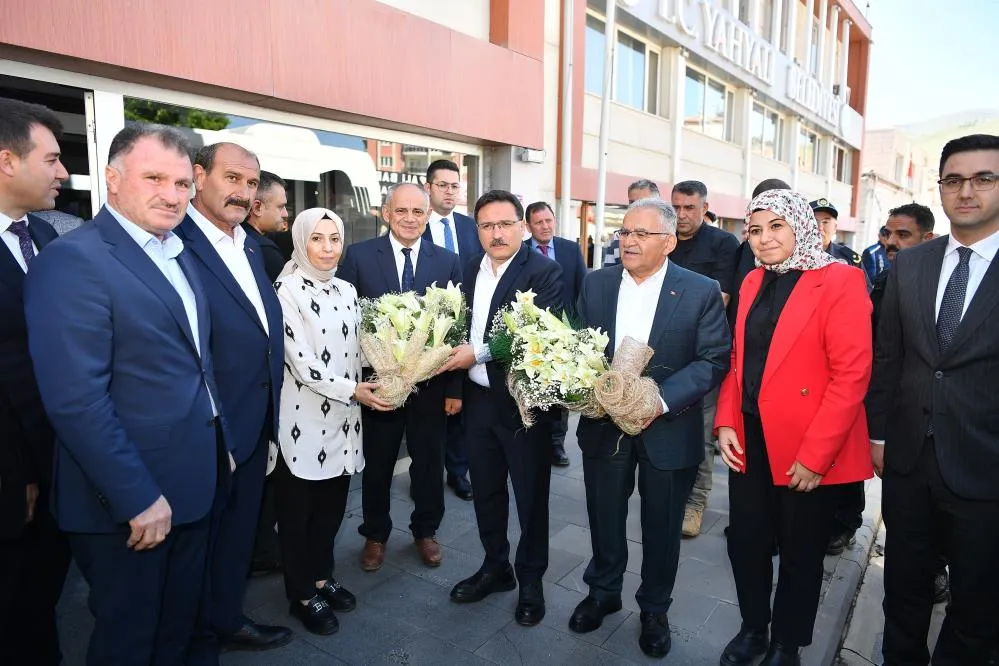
[585,11,662,116]
[833,144,852,183]
[684,65,737,143]
[751,101,785,162]
[798,127,821,173]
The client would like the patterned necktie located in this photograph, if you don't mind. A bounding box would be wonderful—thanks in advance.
[8,219,34,270]
[401,247,415,292]
[442,218,456,253]
[539,244,550,257]
[936,246,973,352]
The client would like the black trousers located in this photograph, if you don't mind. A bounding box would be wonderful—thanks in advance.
[582,435,697,613]
[444,412,469,481]
[272,453,352,601]
[882,437,999,666]
[727,412,839,647]
[251,475,281,565]
[465,383,552,583]
[551,408,569,447]
[71,516,211,666]
[358,375,446,542]
[832,480,865,535]
[0,499,71,666]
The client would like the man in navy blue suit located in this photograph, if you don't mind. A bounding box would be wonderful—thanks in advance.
[567,197,730,659]
[25,125,228,665]
[337,182,462,572]
[422,159,479,502]
[0,97,72,666]
[438,190,563,626]
[176,142,290,661]
[524,201,588,467]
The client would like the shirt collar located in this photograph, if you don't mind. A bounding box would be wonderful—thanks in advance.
[0,210,26,235]
[478,251,517,279]
[945,229,999,262]
[622,258,669,287]
[388,231,421,257]
[187,203,246,249]
[106,204,184,259]
[530,237,552,250]
[429,210,453,226]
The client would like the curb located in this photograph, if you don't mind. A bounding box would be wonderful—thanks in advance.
[803,477,884,666]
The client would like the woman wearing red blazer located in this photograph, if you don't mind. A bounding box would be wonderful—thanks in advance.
[715,189,874,666]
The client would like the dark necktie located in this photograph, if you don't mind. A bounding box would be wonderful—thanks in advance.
[8,219,34,271]
[442,218,456,253]
[936,246,973,352]
[539,243,550,257]
[401,247,415,292]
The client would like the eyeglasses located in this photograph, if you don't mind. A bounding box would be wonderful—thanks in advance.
[476,220,520,232]
[937,173,999,193]
[432,182,461,193]
[615,229,672,240]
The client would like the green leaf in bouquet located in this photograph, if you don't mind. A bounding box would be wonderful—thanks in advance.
[487,329,514,366]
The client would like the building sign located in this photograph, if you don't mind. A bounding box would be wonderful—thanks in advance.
[377,169,426,199]
[786,61,845,133]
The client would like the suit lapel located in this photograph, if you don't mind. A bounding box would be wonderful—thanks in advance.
[177,250,212,357]
[734,269,763,392]
[247,240,282,337]
[761,269,823,389]
[602,266,623,357]
[941,248,999,360]
[646,265,685,351]
[919,238,947,354]
[376,235,402,293]
[97,211,200,355]
[414,239,436,292]
[26,214,57,249]
[0,241,25,294]
[486,246,530,333]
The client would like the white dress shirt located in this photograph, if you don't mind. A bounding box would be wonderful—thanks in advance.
[616,260,670,413]
[0,211,39,272]
[428,211,460,255]
[388,232,422,289]
[188,204,269,334]
[469,253,516,388]
[934,230,999,320]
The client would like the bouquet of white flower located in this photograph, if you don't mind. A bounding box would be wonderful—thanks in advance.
[487,289,610,428]
[358,282,468,408]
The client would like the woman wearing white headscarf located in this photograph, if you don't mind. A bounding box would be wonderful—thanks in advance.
[714,190,874,666]
[272,208,391,636]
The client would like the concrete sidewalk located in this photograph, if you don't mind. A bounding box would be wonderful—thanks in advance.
[57,415,876,665]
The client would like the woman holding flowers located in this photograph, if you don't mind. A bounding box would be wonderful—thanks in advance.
[715,189,873,666]
[272,208,391,636]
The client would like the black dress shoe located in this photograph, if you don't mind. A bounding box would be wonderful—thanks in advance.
[447,474,474,501]
[290,595,339,636]
[933,567,950,604]
[760,641,801,666]
[826,530,856,556]
[450,565,517,603]
[218,620,292,651]
[515,581,546,626]
[568,595,623,633]
[551,445,570,467]
[639,611,671,659]
[318,579,356,612]
[720,625,769,666]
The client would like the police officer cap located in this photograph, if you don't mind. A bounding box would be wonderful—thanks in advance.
[809,198,838,218]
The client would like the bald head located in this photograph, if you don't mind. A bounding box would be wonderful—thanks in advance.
[382,182,430,247]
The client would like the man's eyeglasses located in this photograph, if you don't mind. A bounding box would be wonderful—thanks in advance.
[476,220,520,232]
[432,182,461,193]
[615,229,672,240]
[937,173,999,193]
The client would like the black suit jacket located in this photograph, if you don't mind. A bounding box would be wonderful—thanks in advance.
[337,234,463,398]
[528,237,587,319]
[0,215,58,537]
[866,236,999,500]
[241,221,286,282]
[462,245,563,431]
[575,263,731,470]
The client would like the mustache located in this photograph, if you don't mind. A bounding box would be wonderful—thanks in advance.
[225,196,251,210]
[886,244,899,253]
[489,239,508,247]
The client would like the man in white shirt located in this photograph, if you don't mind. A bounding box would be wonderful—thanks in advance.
[867,133,999,665]
[437,190,563,627]
[422,159,478,501]
[568,197,730,660]
[175,142,291,659]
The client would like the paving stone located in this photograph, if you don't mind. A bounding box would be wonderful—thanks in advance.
[220,638,349,665]
[673,556,739,605]
[474,620,633,665]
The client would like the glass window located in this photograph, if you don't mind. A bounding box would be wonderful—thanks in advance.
[751,102,783,161]
[616,32,646,110]
[799,129,820,173]
[810,19,820,76]
[684,68,734,142]
[585,15,606,95]
[684,69,706,131]
[779,0,790,53]
[379,155,393,168]
[760,0,775,41]
[647,51,660,115]
[834,146,852,183]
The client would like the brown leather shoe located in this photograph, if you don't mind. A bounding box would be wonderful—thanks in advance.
[360,539,385,572]
[415,536,442,567]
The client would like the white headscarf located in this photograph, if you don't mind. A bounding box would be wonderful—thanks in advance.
[278,207,345,284]
[746,189,841,274]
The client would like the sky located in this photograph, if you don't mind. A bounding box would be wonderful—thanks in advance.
[864,0,999,128]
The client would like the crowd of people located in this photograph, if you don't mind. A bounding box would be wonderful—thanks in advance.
[1,92,997,666]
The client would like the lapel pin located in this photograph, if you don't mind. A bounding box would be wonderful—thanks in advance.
[670,290,677,296]
[247,247,255,254]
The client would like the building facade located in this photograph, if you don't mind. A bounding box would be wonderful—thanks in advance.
[0,0,560,241]
[562,0,873,248]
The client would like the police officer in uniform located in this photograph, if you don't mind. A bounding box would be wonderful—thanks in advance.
[810,198,863,267]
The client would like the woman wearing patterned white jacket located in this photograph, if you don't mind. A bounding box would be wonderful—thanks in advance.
[272,207,391,636]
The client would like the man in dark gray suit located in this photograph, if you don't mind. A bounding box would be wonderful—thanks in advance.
[568,197,730,659]
[867,133,999,665]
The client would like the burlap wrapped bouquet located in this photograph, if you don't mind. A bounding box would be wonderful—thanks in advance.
[358,282,468,409]
[590,335,662,436]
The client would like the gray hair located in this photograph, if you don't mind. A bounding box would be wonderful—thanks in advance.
[627,179,660,196]
[108,124,192,168]
[627,197,677,235]
[384,182,430,209]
